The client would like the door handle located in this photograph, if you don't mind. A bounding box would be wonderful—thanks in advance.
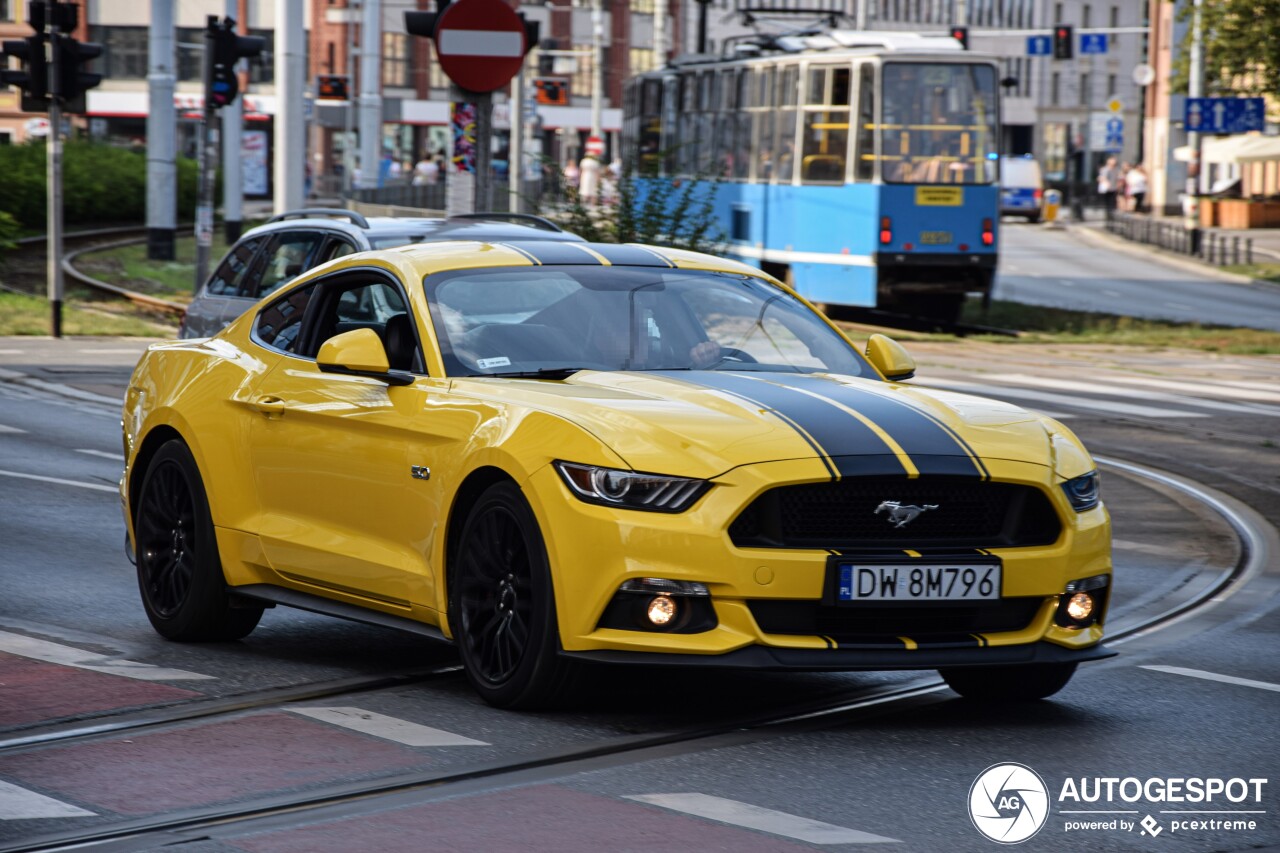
[249,396,287,416]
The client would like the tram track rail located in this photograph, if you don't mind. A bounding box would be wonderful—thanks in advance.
[1,456,1273,853]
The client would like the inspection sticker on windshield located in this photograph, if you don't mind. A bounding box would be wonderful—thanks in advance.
[477,357,511,369]
[915,187,964,206]
[838,563,1000,601]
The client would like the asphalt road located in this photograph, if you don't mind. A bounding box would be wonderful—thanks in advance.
[995,222,1280,330]
[0,338,1277,853]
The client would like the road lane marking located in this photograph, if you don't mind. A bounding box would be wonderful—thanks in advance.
[0,350,24,356]
[287,707,489,746]
[1102,289,1122,298]
[75,448,123,461]
[0,781,95,820]
[1094,374,1280,404]
[0,631,214,681]
[1111,539,1191,558]
[76,348,143,355]
[1164,301,1194,310]
[0,470,117,493]
[0,425,25,434]
[1141,665,1280,693]
[625,794,901,844]
[914,379,1206,419]
[984,373,1278,416]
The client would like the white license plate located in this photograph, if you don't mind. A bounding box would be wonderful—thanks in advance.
[837,563,1001,602]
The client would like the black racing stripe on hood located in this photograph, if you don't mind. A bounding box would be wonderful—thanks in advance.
[651,371,908,476]
[758,372,987,478]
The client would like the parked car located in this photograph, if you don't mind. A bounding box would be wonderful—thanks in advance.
[125,238,1114,709]
[179,210,584,338]
[1000,155,1045,223]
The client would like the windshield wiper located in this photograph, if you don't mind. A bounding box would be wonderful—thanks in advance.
[479,367,591,379]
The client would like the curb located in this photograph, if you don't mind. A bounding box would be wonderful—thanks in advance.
[1064,223,1270,286]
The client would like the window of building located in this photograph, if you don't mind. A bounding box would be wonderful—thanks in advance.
[1110,5,1119,27]
[1051,71,1060,106]
[1,0,13,22]
[383,33,410,88]
[571,48,593,100]
[630,47,655,74]
[1082,4,1091,28]
[631,0,655,12]
[429,57,449,90]
[1054,2,1063,24]
[1079,72,1089,106]
[1107,74,1117,97]
[89,26,149,80]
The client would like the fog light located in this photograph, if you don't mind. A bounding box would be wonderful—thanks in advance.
[1066,592,1094,621]
[647,595,677,626]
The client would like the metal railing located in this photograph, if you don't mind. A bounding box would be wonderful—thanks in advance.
[341,179,563,218]
[1104,211,1253,267]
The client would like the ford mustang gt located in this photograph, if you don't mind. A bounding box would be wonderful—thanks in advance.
[121,239,1113,708]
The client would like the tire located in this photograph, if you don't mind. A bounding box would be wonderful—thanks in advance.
[134,440,262,641]
[1026,212,1041,224]
[940,662,1078,701]
[450,481,580,709]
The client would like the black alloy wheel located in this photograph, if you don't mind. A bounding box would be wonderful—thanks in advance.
[134,440,262,641]
[451,481,580,708]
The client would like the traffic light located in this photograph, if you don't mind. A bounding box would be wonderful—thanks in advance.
[1,34,48,112]
[204,17,264,110]
[53,33,103,111]
[1053,25,1074,60]
[949,26,968,50]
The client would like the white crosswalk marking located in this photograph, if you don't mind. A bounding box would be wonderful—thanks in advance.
[0,630,214,681]
[0,781,95,820]
[75,449,123,461]
[1141,665,1280,693]
[0,470,118,493]
[985,373,1280,417]
[287,707,489,746]
[915,378,1207,419]
[626,794,901,844]
[1091,374,1280,404]
[0,425,25,434]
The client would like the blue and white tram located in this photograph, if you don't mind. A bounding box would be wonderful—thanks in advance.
[622,31,1002,321]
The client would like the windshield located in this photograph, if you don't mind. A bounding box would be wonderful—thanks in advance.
[880,62,998,184]
[425,266,873,379]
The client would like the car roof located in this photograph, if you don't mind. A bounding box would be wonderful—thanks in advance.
[421,221,587,243]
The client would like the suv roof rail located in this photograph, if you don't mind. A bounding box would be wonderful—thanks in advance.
[445,212,564,233]
[267,208,371,229]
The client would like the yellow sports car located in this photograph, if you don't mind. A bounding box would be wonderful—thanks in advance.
[121,239,1113,708]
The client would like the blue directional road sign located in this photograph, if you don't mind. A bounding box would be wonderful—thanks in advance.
[1104,116,1124,153]
[1184,97,1266,134]
[1080,33,1108,54]
[1026,35,1051,56]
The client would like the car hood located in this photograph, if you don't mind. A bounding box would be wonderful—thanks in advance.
[454,370,1059,480]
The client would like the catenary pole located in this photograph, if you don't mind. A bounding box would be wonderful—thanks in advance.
[222,0,244,242]
[275,0,306,212]
[146,0,176,260]
[359,0,381,189]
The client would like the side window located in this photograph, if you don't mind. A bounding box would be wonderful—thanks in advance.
[206,237,262,296]
[254,282,317,355]
[318,237,357,264]
[254,231,326,299]
[312,278,424,372]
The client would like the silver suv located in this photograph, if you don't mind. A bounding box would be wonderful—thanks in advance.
[179,210,584,338]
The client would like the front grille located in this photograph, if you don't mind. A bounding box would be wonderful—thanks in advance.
[748,597,1046,640]
[729,476,1061,549]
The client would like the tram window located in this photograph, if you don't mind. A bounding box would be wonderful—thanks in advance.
[736,69,750,109]
[755,111,775,181]
[801,65,852,184]
[879,63,999,184]
[779,66,798,107]
[715,112,736,177]
[855,64,876,181]
[734,112,751,179]
[758,67,774,108]
[776,110,798,183]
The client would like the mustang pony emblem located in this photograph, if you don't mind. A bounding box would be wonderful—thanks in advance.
[875,501,939,528]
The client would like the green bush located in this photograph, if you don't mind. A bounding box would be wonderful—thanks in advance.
[0,210,19,252]
[0,139,205,230]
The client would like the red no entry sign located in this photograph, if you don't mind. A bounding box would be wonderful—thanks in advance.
[435,0,527,94]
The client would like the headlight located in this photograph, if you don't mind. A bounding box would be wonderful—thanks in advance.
[1060,470,1101,511]
[554,461,709,512]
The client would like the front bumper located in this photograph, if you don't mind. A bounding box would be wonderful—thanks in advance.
[523,456,1112,665]
[565,640,1116,671]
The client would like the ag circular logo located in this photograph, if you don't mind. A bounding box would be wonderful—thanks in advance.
[969,763,1050,844]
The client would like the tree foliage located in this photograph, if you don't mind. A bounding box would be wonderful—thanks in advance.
[1172,0,1280,99]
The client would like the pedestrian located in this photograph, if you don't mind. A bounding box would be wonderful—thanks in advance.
[1119,161,1132,211]
[1097,156,1121,218]
[1126,163,1148,213]
[413,153,439,186]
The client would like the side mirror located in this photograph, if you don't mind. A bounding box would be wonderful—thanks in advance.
[864,333,916,381]
[317,328,413,386]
